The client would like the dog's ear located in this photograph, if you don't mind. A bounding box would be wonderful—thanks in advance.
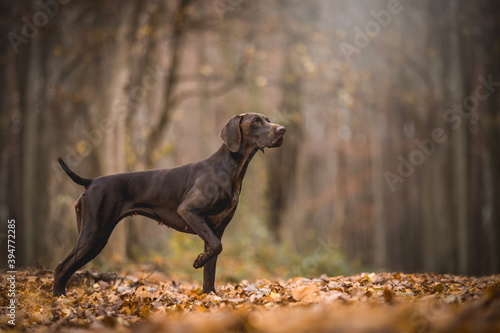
[220,114,242,153]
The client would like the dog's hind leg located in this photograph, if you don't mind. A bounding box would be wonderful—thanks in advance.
[75,193,84,234]
[53,194,117,296]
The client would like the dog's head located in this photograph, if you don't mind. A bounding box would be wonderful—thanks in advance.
[220,113,286,153]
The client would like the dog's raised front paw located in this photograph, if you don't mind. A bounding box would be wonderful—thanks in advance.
[193,252,209,269]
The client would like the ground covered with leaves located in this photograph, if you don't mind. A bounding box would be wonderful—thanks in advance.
[1,268,499,332]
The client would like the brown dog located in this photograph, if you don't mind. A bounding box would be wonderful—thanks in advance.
[53,113,285,296]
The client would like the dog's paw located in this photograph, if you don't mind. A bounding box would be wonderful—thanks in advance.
[193,252,208,269]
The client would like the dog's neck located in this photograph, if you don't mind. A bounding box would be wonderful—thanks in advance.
[212,144,259,188]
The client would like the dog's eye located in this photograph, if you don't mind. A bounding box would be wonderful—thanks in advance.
[252,118,261,125]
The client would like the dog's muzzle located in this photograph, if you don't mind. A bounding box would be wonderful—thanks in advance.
[270,126,286,147]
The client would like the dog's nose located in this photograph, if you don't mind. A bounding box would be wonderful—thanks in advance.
[277,126,286,134]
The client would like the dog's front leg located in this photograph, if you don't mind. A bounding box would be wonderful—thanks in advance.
[203,243,218,294]
[177,199,222,269]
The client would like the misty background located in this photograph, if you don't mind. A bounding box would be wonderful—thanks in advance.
[1,0,499,282]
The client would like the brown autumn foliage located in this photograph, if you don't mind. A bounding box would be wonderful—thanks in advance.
[1,269,499,332]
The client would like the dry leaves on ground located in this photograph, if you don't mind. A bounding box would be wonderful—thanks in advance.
[1,269,499,332]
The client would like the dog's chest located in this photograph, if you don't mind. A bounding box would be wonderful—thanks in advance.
[206,188,240,229]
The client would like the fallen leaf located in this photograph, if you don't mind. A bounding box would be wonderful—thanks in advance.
[292,284,320,303]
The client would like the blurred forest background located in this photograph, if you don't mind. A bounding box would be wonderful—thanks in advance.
[1,0,499,282]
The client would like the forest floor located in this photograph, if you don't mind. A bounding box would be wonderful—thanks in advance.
[1,268,499,332]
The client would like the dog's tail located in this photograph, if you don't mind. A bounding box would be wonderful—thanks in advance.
[58,157,93,188]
